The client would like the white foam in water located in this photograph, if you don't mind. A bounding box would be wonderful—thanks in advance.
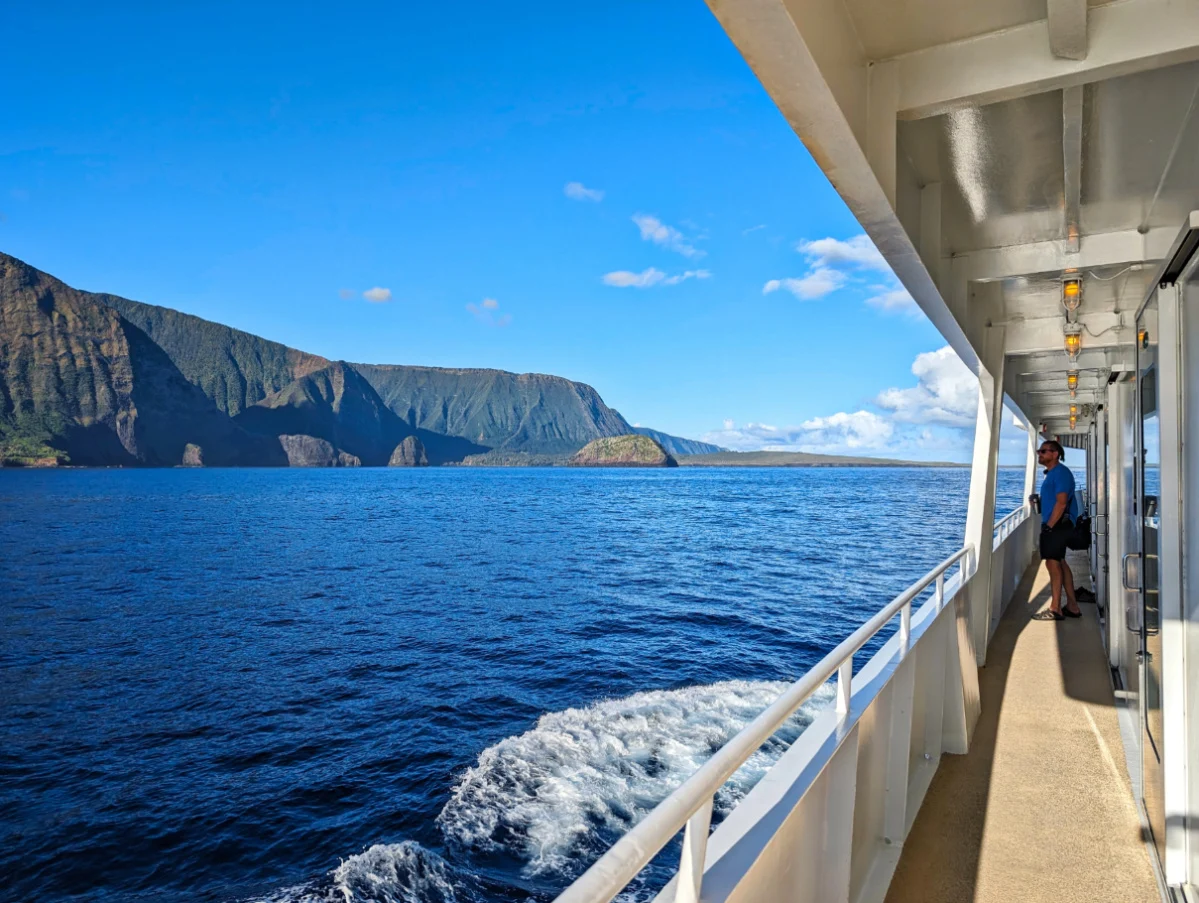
[251,841,461,903]
[436,679,834,877]
[252,680,832,902]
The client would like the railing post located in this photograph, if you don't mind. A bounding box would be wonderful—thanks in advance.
[674,797,713,903]
[899,601,911,656]
[935,572,945,610]
[837,657,853,714]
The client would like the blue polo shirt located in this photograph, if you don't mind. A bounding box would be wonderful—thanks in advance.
[1040,464,1079,525]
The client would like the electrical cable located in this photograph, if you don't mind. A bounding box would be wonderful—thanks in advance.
[1084,264,1142,282]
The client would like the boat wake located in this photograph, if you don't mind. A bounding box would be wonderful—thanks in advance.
[251,841,469,903]
[253,680,831,902]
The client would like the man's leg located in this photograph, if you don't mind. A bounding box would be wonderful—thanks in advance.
[1061,559,1080,613]
[1046,559,1064,614]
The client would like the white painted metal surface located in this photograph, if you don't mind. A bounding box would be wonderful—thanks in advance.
[554,507,1037,903]
[696,1,1199,895]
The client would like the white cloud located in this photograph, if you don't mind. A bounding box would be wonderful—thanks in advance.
[762,267,846,300]
[632,214,703,259]
[798,235,888,271]
[663,269,711,286]
[467,298,512,327]
[799,411,895,450]
[363,287,392,303]
[564,181,603,202]
[692,342,1057,463]
[699,411,893,455]
[865,288,918,314]
[876,346,978,427]
[603,268,710,288]
[742,224,767,235]
[780,234,924,317]
[603,268,665,288]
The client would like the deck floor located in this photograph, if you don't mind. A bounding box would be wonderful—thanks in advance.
[885,556,1159,903]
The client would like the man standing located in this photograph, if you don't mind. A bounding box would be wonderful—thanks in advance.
[1037,439,1082,620]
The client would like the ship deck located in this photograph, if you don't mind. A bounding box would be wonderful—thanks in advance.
[885,555,1158,903]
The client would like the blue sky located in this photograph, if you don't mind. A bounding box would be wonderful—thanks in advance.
[2,1,1032,462]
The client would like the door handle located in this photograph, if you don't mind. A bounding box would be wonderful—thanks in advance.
[1123,553,1142,591]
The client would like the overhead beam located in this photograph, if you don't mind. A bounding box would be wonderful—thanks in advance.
[1049,0,1088,61]
[1008,345,1133,374]
[964,226,1177,281]
[895,0,1199,119]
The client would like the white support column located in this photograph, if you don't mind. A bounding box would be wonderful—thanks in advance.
[1156,284,1188,886]
[1106,378,1132,672]
[1048,0,1089,61]
[818,725,860,903]
[1179,271,1199,887]
[882,656,917,845]
[964,296,1008,665]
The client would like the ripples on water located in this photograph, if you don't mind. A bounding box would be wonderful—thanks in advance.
[0,467,1024,902]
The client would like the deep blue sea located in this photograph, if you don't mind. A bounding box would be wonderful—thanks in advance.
[1,467,1024,903]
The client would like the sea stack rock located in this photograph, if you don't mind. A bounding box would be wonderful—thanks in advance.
[569,434,677,467]
[278,434,361,467]
[388,435,429,467]
[181,443,204,467]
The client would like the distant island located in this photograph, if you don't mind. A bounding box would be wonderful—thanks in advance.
[0,251,942,470]
[678,451,968,468]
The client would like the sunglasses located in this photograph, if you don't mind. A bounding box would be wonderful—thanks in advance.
[1037,448,1054,455]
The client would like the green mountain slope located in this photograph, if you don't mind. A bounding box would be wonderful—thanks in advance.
[0,253,283,466]
[100,292,328,416]
[351,364,633,455]
[235,362,486,465]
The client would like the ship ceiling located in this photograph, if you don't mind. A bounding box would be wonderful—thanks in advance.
[708,0,1199,439]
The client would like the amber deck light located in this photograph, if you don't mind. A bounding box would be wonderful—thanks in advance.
[1067,370,1079,397]
[1064,325,1082,361]
[1064,274,1083,309]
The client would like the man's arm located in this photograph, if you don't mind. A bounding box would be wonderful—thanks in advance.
[1048,491,1070,528]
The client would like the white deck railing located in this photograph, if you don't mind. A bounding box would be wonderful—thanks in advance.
[555,504,1036,903]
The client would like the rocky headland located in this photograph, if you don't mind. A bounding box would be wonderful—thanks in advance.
[569,434,677,467]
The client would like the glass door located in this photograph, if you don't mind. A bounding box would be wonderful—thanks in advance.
[1136,296,1165,867]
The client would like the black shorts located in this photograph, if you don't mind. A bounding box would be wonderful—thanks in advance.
[1040,520,1073,561]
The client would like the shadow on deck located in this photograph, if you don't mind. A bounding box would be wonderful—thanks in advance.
[885,558,1159,903]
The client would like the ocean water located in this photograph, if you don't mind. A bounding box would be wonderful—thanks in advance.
[0,467,1025,903]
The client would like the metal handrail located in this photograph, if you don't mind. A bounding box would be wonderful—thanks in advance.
[992,503,1031,546]
[552,543,977,903]
[994,503,1029,532]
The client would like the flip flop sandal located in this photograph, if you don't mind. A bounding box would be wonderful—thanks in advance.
[1034,610,1065,621]
[1063,608,1082,618]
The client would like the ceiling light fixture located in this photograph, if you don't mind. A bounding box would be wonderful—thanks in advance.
[1067,371,1079,397]
[1062,276,1082,312]
[1064,324,1082,361]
